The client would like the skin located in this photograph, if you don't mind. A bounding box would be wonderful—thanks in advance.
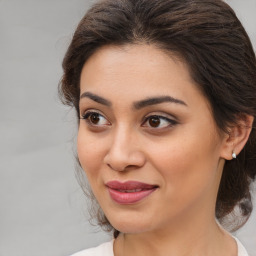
[77,44,251,256]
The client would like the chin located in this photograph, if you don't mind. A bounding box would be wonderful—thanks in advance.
[107,214,155,234]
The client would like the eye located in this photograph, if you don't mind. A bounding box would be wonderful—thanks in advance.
[80,111,110,126]
[142,115,177,129]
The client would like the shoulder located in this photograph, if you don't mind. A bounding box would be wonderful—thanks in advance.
[234,237,249,256]
[70,240,114,256]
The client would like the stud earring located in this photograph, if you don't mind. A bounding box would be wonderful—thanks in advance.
[232,151,237,159]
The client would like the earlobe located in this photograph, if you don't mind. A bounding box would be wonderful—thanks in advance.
[220,114,254,160]
[231,151,237,159]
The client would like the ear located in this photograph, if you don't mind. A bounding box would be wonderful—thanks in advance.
[220,114,254,160]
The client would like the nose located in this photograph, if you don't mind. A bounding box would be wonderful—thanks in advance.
[103,126,146,172]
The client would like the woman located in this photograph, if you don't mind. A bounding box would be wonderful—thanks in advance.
[59,0,256,255]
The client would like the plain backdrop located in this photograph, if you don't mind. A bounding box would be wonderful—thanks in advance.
[0,0,255,256]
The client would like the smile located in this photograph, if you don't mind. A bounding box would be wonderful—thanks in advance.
[106,181,158,205]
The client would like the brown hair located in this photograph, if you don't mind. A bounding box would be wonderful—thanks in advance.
[59,0,256,235]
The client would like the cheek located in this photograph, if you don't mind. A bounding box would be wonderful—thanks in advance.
[77,128,105,180]
[148,128,221,197]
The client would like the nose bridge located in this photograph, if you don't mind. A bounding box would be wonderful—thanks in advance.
[110,123,135,160]
[118,121,135,146]
[104,123,145,171]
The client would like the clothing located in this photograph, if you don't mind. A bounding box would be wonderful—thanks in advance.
[71,240,114,256]
[234,237,250,256]
[70,237,249,256]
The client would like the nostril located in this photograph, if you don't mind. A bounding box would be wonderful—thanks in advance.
[125,165,141,171]
[107,164,114,170]
[106,163,139,172]
[107,163,124,172]
[104,147,146,172]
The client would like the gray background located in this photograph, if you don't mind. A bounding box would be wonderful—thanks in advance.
[0,0,255,255]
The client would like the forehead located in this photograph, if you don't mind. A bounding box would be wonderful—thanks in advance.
[80,44,208,109]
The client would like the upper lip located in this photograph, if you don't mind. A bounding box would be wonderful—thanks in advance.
[106,180,158,190]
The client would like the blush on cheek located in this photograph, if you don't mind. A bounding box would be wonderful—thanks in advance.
[77,135,106,180]
[77,138,92,170]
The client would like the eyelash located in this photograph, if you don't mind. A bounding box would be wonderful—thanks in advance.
[80,111,178,130]
[80,111,110,127]
[142,115,178,129]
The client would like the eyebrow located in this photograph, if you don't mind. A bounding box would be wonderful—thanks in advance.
[80,92,112,107]
[80,92,187,109]
[133,96,187,109]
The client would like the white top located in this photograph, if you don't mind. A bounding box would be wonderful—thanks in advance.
[70,237,249,256]
[71,240,114,256]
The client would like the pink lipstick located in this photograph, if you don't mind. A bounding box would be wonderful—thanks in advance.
[106,181,158,204]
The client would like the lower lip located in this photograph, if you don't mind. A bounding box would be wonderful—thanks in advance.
[107,187,157,205]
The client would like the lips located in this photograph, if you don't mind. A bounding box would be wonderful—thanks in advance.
[106,181,158,204]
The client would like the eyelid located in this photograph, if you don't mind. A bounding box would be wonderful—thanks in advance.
[143,111,177,122]
[79,108,108,118]
[80,109,111,127]
[142,112,178,128]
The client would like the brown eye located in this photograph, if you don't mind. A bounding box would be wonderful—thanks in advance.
[148,116,161,127]
[142,115,177,129]
[81,111,110,126]
[90,113,100,124]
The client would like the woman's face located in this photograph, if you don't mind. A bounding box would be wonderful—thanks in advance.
[78,44,227,234]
